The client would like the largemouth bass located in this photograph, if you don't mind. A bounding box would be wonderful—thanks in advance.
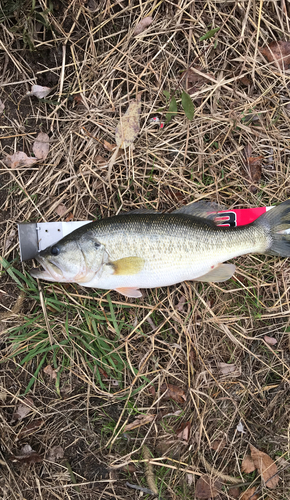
[30,200,290,298]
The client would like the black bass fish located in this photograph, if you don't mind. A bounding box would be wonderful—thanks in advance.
[30,200,290,298]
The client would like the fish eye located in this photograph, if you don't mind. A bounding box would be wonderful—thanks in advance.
[94,242,100,249]
[51,246,60,256]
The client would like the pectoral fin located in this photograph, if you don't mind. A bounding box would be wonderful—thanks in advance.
[115,287,142,298]
[111,256,144,275]
[193,263,236,283]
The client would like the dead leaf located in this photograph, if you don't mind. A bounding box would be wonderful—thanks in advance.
[115,94,142,149]
[0,389,7,402]
[4,151,38,169]
[260,41,290,70]
[33,132,49,160]
[43,364,57,380]
[228,486,241,498]
[65,212,74,222]
[47,445,64,461]
[242,454,256,473]
[4,229,16,251]
[94,154,108,166]
[243,144,263,193]
[73,93,83,104]
[19,419,44,439]
[27,85,52,99]
[237,420,246,433]
[104,140,117,152]
[195,474,221,498]
[11,397,34,423]
[10,444,43,464]
[120,463,137,473]
[55,203,67,217]
[239,75,251,86]
[187,473,194,486]
[175,295,186,312]
[0,99,5,114]
[240,487,259,500]
[264,336,277,346]
[176,421,191,441]
[250,445,279,489]
[211,438,227,452]
[124,414,155,432]
[217,362,241,377]
[133,16,153,36]
[182,66,214,94]
[160,383,186,404]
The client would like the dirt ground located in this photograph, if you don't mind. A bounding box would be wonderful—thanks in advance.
[1,1,290,499]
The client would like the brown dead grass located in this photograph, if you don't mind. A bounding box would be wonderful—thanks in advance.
[1,0,290,499]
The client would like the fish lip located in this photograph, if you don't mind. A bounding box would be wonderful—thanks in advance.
[30,254,64,280]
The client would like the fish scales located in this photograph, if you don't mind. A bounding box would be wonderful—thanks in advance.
[84,214,268,289]
[30,200,290,298]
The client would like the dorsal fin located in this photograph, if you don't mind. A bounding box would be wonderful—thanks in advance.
[172,200,226,221]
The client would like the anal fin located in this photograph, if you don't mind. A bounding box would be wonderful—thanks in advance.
[193,263,236,283]
[115,287,142,298]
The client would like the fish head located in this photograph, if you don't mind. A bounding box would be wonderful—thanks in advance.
[30,232,108,283]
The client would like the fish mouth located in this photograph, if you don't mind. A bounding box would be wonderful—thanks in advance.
[30,255,64,281]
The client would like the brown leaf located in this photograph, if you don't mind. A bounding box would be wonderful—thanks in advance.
[19,419,44,439]
[195,474,221,498]
[264,336,277,346]
[115,94,142,148]
[160,383,186,404]
[11,397,34,423]
[228,486,241,498]
[47,445,64,461]
[182,66,214,94]
[242,454,256,473]
[240,487,259,500]
[250,445,279,489]
[104,140,117,152]
[243,145,263,193]
[73,93,83,104]
[175,295,186,312]
[43,364,57,380]
[124,414,155,432]
[211,438,227,452]
[239,75,251,86]
[0,99,5,114]
[260,41,290,70]
[26,85,52,99]
[133,16,153,36]
[55,203,67,217]
[10,444,43,464]
[4,151,38,169]
[120,463,137,473]
[65,212,74,222]
[33,132,50,160]
[94,154,108,167]
[217,362,241,377]
[176,421,191,441]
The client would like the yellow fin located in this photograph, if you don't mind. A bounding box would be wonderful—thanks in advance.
[193,263,236,283]
[111,256,144,275]
[115,287,142,298]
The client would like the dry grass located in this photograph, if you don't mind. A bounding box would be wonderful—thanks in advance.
[1,0,290,499]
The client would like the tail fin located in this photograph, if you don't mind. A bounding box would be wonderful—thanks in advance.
[255,200,290,256]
